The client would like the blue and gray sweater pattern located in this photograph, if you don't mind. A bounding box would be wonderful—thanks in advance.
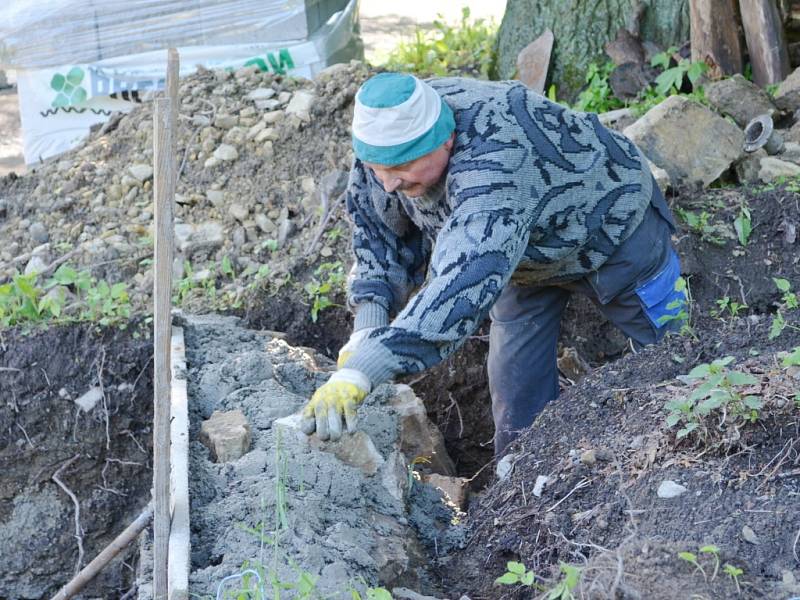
[343,77,654,387]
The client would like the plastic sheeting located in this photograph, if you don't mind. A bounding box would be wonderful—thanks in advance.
[0,0,344,70]
[13,0,362,164]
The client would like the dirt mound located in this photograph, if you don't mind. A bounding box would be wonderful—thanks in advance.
[444,309,800,599]
[0,322,153,598]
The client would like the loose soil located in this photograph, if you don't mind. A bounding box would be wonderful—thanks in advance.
[0,321,153,599]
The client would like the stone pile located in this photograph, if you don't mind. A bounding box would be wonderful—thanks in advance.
[0,61,372,311]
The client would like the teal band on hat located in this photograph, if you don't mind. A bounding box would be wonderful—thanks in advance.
[352,73,455,166]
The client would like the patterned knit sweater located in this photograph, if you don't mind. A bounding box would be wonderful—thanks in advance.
[343,77,654,388]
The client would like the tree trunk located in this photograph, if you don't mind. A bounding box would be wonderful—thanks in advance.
[494,0,690,101]
[739,0,791,87]
[690,0,744,78]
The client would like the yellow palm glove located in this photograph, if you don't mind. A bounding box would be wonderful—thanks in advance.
[300,368,371,441]
[337,328,375,369]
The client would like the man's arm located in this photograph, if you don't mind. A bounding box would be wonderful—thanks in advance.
[343,190,533,387]
[346,159,429,331]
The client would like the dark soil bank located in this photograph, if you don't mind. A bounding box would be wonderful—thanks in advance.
[0,322,153,599]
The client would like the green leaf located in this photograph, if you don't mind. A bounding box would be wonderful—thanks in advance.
[50,73,66,91]
[71,87,87,105]
[700,544,720,555]
[726,371,757,386]
[677,423,699,438]
[655,67,685,95]
[769,312,786,340]
[520,570,535,586]
[686,61,708,84]
[714,356,736,367]
[666,412,682,427]
[495,572,519,585]
[66,66,84,86]
[686,363,712,379]
[678,551,697,563]
[743,395,763,410]
[781,347,800,367]
[507,561,526,575]
[734,211,751,246]
[774,277,792,293]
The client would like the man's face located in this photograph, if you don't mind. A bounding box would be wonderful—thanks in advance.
[365,134,454,198]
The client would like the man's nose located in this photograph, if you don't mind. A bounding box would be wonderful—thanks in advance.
[381,175,403,193]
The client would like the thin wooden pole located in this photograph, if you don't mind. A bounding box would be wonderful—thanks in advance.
[49,505,154,600]
[153,47,179,600]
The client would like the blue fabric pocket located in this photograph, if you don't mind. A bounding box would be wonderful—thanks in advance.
[635,250,686,329]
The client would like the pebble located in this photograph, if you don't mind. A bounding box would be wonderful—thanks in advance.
[657,480,688,498]
[286,90,315,122]
[229,204,249,222]
[128,163,154,182]
[214,114,238,129]
[213,144,239,161]
[206,190,225,208]
[246,87,276,101]
[741,525,760,544]
[532,475,549,497]
[320,246,333,257]
[28,222,49,244]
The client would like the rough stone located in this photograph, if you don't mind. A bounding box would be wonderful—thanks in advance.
[213,144,239,161]
[516,29,554,94]
[286,90,315,122]
[624,96,744,187]
[74,387,103,412]
[229,203,249,222]
[774,65,800,112]
[759,156,800,182]
[778,141,800,164]
[206,190,225,208]
[735,148,767,183]
[657,480,688,498]
[246,87,276,101]
[704,74,777,128]
[391,589,446,600]
[128,163,154,182]
[23,254,48,276]
[741,524,760,544]
[174,222,225,254]
[214,114,238,129]
[28,222,49,244]
[390,384,455,476]
[422,473,470,510]
[255,213,277,233]
[199,409,252,462]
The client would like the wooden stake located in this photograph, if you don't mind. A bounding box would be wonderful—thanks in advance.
[153,47,179,600]
[49,505,154,600]
[690,0,744,78]
[740,0,791,86]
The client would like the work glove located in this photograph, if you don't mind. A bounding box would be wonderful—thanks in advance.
[337,328,375,369]
[301,368,371,441]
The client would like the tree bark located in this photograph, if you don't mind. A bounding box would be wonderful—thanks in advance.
[495,0,690,100]
[740,0,791,86]
[690,0,744,78]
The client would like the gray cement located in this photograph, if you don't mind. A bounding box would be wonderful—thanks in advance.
[175,314,456,599]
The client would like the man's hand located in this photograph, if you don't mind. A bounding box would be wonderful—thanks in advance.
[337,328,375,369]
[301,369,371,441]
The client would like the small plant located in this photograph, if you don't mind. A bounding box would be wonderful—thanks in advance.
[651,47,709,95]
[667,356,762,439]
[699,544,721,580]
[574,62,624,114]
[733,205,752,246]
[782,346,800,367]
[303,261,345,322]
[713,296,747,319]
[659,276,694,337]
[382,7,497,78]
[546,563,582,600]
[723,563,744,593]
[495,561,537,587]
[674,207,729,246]
[261,239,279,252]
[678,551,706,580]
[769,278,799,340]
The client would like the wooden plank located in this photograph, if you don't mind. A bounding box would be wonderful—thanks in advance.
[740,0,791,86]
[168,326,190,600]
[152,48,179,600]
[690,0,744,78]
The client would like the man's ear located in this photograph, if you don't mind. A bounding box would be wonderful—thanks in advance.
[444,132,455,151]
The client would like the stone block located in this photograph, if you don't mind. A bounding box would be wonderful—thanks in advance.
[390,384,455,476]
[705,74,776,128]
[199,409,252,462]
[624,96,744,187]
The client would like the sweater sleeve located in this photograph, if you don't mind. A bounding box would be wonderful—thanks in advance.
[346,159,430,331]
[344,185,534,387]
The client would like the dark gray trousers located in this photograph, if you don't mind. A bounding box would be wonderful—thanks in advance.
[488,189,683,457]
